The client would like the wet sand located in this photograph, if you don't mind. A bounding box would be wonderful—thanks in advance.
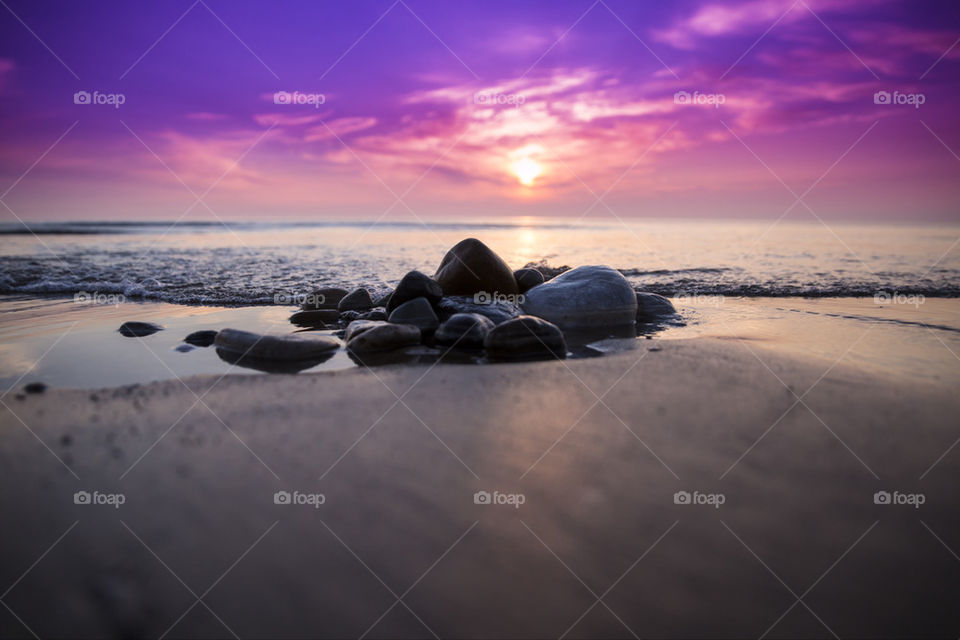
[2,335,959,638]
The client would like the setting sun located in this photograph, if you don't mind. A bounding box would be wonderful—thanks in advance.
[511,156,543,186]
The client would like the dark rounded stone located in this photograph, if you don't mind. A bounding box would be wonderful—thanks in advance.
[174,344,195,353]
[386,271,442,313]
[435,313,494,349]
[373,290,393,307]
[24,382,47,394]
[434,238,518,296]
[300,287,348,310]
[360,308,388,321]
[346,321,421,353]
[184,330,218,347]
[290,309,340,328]
[214,328,340,360]
[635,292,677,322]
[514,268,545,293]
[118,321,164,337]
[388,297,439,332]
[484,315,567,361]
[338,288,375,312]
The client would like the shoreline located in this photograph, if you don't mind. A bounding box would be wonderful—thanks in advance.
[2,339,959,637]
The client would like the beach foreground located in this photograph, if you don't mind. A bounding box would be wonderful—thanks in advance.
[2,337,959,638]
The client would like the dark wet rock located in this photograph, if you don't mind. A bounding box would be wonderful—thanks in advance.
[635,292,677,322]
[436,296,521,325]
[184,330,218,347]
[214,328,340,361]
[514,268,545,293]
[338,288,375,312]
[174,344,195,353]
[300,287,348,310]
[345,319,383,342]
[118,321,163,337]
[386,271,442,313]
[339,310,362,323]
[346,321,421,353]
[373,290,393,307]
[215,348,334,374]
[520,265,637,330]
[360,308,388,321]
[290,309,340,328]
[388,297,439,332]
[434,238,518,296]
[24,382,47,394]
[484,315,567,361]
[435,313,494,349]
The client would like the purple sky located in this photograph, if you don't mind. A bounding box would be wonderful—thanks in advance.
[1,0,958,222]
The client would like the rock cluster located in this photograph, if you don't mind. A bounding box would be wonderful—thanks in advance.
[153,237,678,371]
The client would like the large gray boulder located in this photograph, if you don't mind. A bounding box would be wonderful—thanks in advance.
[520,265,637,330]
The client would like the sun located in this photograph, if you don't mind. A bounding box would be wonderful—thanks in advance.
[511,157,542,186]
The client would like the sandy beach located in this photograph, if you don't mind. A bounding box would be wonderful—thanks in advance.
[2,331,959,638]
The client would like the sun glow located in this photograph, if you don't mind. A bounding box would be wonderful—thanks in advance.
[511,157,542,186]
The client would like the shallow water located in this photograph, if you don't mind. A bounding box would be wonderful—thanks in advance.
[2,219,958,304]
[1,295,957,390]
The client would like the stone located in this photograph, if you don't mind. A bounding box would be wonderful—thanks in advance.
[214,328,340,360]
[436,296,520,325]
[118,321,163,337]
[174,344,195,353]
[635,292,677,322]
[360,308,388,321]
[345,319,384,342]
[373,290,393,307]
[299,287,347,310]
[435,313,494,349]
[388,297,439,332]
[289,309,340,328]
[520,265,637,330]
[434,238,518,296]
[386,271,442,313]
[184,330,218,347]
[484,316,567,360]
[514,268,545,293]
[346,322,421,353]
[338,288,375,312]
[24,382,47,394]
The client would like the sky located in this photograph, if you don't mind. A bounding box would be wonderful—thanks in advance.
[0,0,958,222]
